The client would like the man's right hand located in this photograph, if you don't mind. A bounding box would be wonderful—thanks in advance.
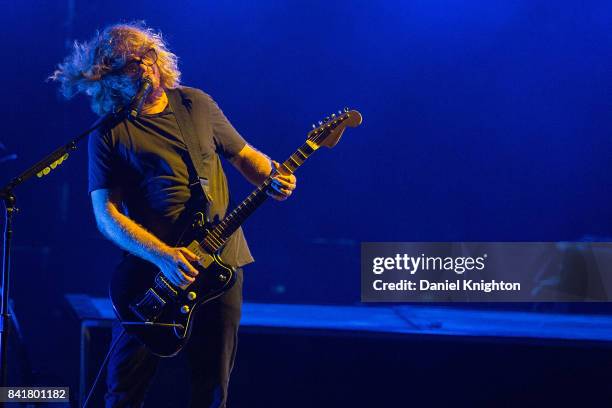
[155,247,200,288]
[92,189,202,289]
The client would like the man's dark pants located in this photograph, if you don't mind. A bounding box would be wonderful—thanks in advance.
[105,268,243,408]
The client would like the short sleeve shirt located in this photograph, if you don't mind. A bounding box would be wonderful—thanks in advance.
[88,87,254,267]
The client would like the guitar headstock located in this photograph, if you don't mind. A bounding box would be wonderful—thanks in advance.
[307,108,362,149]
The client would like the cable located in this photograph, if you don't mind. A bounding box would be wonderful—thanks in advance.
[82,329,126,408]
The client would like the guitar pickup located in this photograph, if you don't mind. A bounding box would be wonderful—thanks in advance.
[155,274,179,298]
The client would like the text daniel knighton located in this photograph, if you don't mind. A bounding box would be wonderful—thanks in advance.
[373,279,521,293]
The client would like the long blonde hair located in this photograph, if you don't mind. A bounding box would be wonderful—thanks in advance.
[51,22,181,116]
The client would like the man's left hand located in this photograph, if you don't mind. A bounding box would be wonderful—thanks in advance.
[268,160,297,201]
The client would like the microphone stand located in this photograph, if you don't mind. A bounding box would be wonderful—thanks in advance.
[0,108,128,386]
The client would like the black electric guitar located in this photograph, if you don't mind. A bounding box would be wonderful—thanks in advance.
[109,109,363,356]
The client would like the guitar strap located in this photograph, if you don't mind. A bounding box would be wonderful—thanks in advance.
[166,88,214,218]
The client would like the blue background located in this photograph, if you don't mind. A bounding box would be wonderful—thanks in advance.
[1,0,612,389]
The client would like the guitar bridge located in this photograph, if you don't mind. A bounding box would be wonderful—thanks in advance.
[130,288,166,322]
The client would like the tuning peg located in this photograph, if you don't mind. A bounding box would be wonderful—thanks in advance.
[324,117,329,122]
[338,110,342,115]
[343,107,349,112]
[318,121,323,126]
[312,124,316,129]
[331,113,336,118]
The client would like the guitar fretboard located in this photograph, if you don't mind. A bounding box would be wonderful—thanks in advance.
[199,142,317,253]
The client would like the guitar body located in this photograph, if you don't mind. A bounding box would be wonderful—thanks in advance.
[109,221,237,357]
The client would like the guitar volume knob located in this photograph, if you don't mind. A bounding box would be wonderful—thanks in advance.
[180,305,190,314]
[218,274,227,282]
[187,291,197,301]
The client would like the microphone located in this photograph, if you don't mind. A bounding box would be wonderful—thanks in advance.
[128,77,154,119]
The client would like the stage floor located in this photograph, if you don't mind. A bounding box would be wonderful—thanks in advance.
[66,294,612,344]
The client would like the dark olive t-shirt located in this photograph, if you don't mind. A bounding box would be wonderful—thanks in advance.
[88,87,254,267]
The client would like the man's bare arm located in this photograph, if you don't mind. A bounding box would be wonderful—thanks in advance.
[230,144,297,200]
[91,188,199,287]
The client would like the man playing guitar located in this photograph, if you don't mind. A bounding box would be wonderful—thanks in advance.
[52,22,296,407]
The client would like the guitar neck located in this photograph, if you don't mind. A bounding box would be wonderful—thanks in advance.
[200,141,318,253]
